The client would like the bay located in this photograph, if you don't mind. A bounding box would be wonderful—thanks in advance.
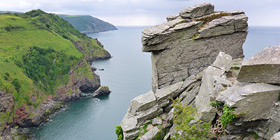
[32,26,280,140]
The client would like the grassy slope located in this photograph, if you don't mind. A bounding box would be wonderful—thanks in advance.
[59,14,117,33]
[26,10,111,60]
[0,14,83,96]
[0,10,108,131]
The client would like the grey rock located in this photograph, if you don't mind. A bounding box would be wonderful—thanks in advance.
[128,91,157,115]
[196,14,248,39]
[213,76,232,87]
[140,126,160,140]
[179,3,214,19]
[136,106,163,123]
[142,19,201,51]
[77,73,100,92]
[271,132,280,140]
[123,129,139,140]
[166,14,179,21]
[212,52,233,71]
[217,83,280,121]
[195,66,226,122]
[152,117,163,125]
[91,86,111,98]
[121,113,138,132]
[256,102,280,139]
[149,31,247,91]
[155,79,195,107]
[167,108,174,122]
[180,81,201,105]
[238,45,280,84]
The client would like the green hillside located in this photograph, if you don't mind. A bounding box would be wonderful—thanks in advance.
[0,10,110,135]
[59,15,117,33]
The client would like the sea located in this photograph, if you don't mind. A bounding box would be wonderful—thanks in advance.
[32,26,280,140]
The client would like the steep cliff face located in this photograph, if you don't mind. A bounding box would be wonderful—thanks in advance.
[120,3,280,140]
[142,3,248,92]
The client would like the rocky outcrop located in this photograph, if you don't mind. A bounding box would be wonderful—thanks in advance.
[91,86,111,98]
[77,73,100,93]
[120,3,280,140]
[142,3,248,92]
[122,48,280,140]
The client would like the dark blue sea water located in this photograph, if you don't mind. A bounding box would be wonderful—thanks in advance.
[32,26,280,140]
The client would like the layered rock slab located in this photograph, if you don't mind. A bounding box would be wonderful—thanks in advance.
[142,5,248,92]
[238,45,280,84]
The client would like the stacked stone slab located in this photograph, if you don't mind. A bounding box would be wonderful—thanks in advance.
[142,3,248,92]
[238,45,280,84]
[121,78,198,140]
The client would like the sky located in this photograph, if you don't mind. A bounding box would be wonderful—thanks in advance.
[0,0,279,26]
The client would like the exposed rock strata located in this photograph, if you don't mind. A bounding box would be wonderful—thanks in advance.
[142,3,248,92]
[238,45,280,84]
[121,3,280,140]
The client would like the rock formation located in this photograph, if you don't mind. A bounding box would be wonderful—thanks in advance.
[120,3,280,140]
[142,3,248,92]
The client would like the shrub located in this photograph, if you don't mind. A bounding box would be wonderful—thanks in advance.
[210,101,223,110]
[115,125,123,140]
[12,78,21,92]
[171,98,212,140]
[20,46,73,94]
[220,105,236,127]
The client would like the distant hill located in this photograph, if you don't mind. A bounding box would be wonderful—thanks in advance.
[0,11,20,14]
[59,15,117,33]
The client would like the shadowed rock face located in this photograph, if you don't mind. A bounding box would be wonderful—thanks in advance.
[142,3,248,92]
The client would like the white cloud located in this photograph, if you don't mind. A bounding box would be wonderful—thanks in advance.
[0,0,280,26]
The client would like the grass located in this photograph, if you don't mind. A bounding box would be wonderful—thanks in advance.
[0,10,109,131]
[0,14,83,97]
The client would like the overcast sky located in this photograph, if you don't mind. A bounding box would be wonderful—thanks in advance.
[0,0,279,26]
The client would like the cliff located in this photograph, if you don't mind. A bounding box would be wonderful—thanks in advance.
[59,15,117,33]
[0,10,110,139]
[120,3,280,140]
[142,3,247,92]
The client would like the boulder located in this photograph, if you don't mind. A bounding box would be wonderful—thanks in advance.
[179,3,214,19]
[140,126,161,140]
[271,132,280,140]
[166,14,179,21]
[212,52,233,71]
[77,73,100,92]
[91,86,111,98]
[128,91,157,115]
[121,113,138,133]
[195,66,225,122]
[238,45,280,84]
[155,79,196,107]
[217,83,280,121]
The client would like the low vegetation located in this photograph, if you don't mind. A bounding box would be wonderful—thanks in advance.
[196,12,231,24]
[115,125,123,140]
[220,105,237,127]
[171,98,213,140]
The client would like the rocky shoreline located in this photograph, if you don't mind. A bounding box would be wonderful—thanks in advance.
[1,59,111,140]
